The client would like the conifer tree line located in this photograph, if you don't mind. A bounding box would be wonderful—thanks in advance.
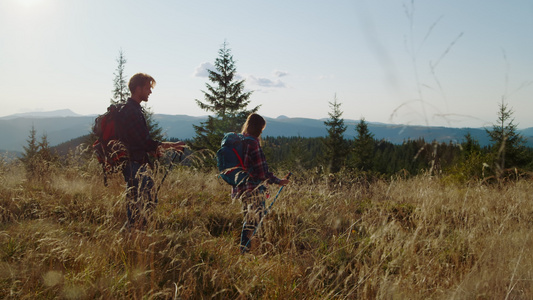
[189,41,533,179]
[264,98,533,179]
[19,42,533,182]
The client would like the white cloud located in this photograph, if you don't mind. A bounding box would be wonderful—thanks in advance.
[318,74,335,80]
[194,64,286,88]
[193,62,247,81]
[273,70,289,77]
[247,75,286,88]
[192,62,214,77]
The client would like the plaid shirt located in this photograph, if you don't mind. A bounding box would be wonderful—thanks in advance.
[121,98,161,163]
[232,134,281,198]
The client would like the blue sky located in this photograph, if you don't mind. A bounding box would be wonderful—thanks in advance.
[1,0,532,128]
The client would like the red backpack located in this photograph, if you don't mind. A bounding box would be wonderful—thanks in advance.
[92,103,128,186]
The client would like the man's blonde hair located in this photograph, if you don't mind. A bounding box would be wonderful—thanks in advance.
[128,73,156,93]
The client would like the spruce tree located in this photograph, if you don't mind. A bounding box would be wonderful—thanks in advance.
[323,95,349,173]
[38,132,53,162]
[193,41,259,151]
[452,132,487,181]
[19,125,40,177]
[486,99,528,171]
[111,49,130,105]
[38,132,59,174]
[353,118,375,171]
[461,132,481,159]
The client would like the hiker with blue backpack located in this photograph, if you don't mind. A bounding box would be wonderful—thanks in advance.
[227,113,290,253]
[121,73,185,229]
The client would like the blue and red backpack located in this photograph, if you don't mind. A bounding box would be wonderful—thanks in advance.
[216,132,255,186]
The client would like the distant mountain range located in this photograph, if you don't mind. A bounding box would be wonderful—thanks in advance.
[1,109,532,154]
[0,109,83,120]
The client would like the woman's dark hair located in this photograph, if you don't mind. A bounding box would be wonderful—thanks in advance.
[241,113,266,138]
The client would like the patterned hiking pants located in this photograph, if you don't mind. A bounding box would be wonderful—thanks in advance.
[239,189,266,253]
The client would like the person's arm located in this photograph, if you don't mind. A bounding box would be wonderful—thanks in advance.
[158,141,185,153]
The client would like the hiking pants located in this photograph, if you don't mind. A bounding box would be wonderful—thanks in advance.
[123,161,157,228]
[240,189,266,253]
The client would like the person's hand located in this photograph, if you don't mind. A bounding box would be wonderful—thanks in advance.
[279,172,291,186]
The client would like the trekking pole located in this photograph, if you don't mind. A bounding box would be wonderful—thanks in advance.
[264,172,292,216]
[242,172,292,253]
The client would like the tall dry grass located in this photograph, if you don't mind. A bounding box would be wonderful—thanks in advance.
[1,154,532,299]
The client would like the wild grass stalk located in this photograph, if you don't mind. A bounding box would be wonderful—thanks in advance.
[1,157,532,299]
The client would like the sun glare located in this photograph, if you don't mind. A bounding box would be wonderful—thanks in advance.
[17,0,44,7]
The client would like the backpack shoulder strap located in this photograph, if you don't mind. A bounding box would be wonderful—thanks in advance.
[114,103,128,141]
[243,135,257,144]
[232,147,246,169]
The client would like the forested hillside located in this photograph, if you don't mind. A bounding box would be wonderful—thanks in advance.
[5,114,531,153]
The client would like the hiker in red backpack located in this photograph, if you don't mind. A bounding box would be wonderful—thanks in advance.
[233,113,290,253]
[121,73,185,229]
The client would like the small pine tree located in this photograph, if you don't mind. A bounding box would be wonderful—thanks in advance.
[38,132,53,162]
[193,41,259,152]
[323,95,349,173]
[111,49,130,105]
[461,132,481,160]
[38,132,58,174]
[450,132,488,182]
[486,99,528,172]
[20,125,40,177]
[353,118,375,171]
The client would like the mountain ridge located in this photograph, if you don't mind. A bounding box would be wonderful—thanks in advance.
[1,111,532,153]
[0,109,82,120]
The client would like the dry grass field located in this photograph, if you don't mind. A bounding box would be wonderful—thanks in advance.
[1,153,532,299]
